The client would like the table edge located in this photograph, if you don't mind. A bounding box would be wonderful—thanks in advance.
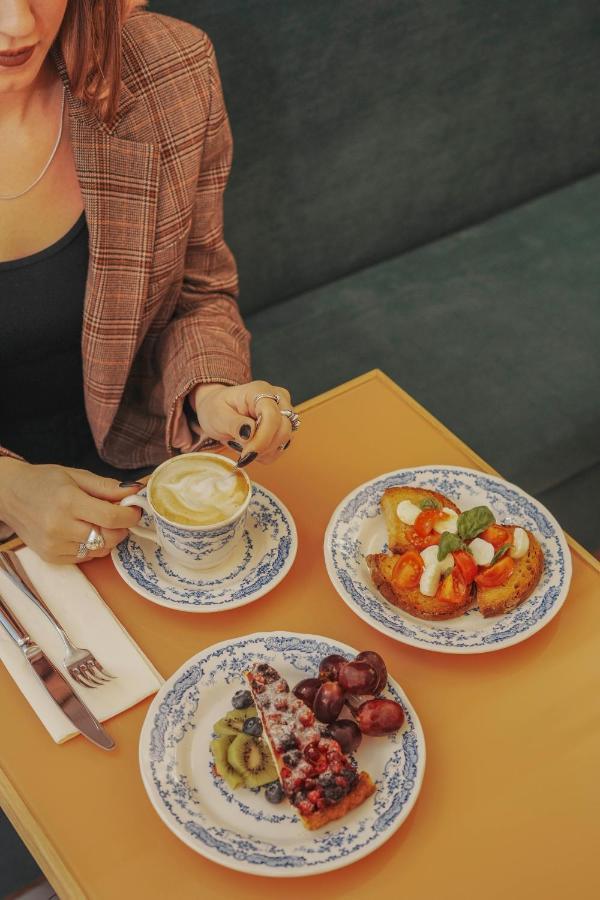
[0,767,86,899]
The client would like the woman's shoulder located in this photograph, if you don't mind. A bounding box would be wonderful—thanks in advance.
[121,10,217,100]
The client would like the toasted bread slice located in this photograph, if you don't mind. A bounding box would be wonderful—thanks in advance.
[381,487,461,554]
[366,552,474,620]
[476,529,544,617]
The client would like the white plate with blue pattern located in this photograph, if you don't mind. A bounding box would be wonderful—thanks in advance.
[112,484,297,611]
[139,632,425,877]
[324,466,572,654]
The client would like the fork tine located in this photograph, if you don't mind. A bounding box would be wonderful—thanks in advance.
[70,665,99,688]
[88,659,116,681]
[85,662,112,683]
[79,662,107,686]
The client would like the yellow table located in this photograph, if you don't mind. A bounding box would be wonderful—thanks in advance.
[1,370,599,899]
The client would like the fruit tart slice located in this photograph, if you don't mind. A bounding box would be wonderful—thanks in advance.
[246,662,376,830]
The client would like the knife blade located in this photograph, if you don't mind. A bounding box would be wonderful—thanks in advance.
[0,590,115,750]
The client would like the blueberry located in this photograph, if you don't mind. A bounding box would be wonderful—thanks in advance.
[342,767,358,787]
[278,734,298,752]
[324,785,345,803]
[256,664,279,683]
[231,690,252,710]
[242,716,263,737]
[265,781,284,804]
[282,750,301,767]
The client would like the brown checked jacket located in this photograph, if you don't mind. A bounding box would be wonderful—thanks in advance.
[0,10,251,470]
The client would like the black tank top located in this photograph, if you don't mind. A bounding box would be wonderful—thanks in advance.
[0,212,100,467]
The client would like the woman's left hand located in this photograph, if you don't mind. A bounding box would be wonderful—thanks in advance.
[191,381,298,465]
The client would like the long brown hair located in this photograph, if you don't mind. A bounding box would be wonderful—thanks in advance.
[57,0,147,124]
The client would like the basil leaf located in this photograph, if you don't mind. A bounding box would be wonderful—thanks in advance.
[419,497,442,511]
[457,506,495,542]
[437,532,464,561]
[490,543,511,565]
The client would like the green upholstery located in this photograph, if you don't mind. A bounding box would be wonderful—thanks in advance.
[247,174,600,500]
[152,1,600,315]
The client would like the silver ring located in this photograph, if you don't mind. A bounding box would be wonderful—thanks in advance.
[254,392,281,407]
[85,527,105,552]
[280,409,301,431]
[76,542,89,560]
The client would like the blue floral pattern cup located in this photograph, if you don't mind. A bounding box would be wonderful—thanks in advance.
[120,453,252,571]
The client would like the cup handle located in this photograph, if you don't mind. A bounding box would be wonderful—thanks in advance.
[120,492,159,544]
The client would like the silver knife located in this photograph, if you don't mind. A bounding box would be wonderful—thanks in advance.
[0,590,115,750]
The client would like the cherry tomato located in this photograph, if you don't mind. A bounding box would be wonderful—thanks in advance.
[392,550,424,589]
[480,525,511,550]
[413,509,437,537]
[452,549,477,584]
[475,555,515,588]
[407,528,441,550]
[437,569,469,605]
[413,508,450,537]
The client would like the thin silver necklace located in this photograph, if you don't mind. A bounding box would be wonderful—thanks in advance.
[0,84,66,201]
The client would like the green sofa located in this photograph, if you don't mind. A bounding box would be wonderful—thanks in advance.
[152,0,599,550]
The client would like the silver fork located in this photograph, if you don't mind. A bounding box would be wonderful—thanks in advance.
[0,550,115,688]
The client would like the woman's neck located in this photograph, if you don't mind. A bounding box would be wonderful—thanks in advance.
[0,56,60,126]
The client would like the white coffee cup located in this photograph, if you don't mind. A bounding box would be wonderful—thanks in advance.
[120,453,252,571]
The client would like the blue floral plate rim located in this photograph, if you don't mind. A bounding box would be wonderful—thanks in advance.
[111,482,297,612]
[324,465,572,654]
[138,631,426,877]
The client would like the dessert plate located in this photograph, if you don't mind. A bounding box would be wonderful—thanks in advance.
[324,466,572,654]
[112,484,297,611]
[139,632,425,877]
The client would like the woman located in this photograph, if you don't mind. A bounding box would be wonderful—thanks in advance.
[0,0,297,563]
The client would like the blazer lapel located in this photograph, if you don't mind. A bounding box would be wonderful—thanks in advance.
[52,46,160,450]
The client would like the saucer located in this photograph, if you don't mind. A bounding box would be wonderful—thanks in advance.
[111,484,297,612]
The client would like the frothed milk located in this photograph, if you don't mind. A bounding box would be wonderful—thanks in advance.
[150,456,249,526]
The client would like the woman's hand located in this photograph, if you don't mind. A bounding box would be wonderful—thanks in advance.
[0,458,142,564]
[192,381,298,465]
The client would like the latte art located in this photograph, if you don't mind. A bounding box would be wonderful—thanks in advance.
[151,457,249,526]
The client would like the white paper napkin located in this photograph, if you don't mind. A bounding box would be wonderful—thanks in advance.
[0,547,163,743]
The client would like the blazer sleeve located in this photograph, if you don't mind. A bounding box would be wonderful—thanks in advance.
[156,36,252,454]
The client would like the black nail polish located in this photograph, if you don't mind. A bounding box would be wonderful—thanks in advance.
[228,440,243,452]
[283,440,291,450]
[239,424,252,439]
[119,480,143,487]
[237,451,257,469]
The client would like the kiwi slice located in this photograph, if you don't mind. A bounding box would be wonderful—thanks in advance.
[227,734,278,788]
[210,736,244,789]
[213,706,258,737]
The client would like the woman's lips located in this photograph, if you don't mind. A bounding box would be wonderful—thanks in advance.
[0,45,36,68]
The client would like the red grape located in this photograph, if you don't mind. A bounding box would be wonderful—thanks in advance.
[338,660,378,695]
[325,719,362,754]
[313,681,346,723]
[354,698,405,736]
[318,654,348,683]
[355,651,387,694]
[292,678,322,709]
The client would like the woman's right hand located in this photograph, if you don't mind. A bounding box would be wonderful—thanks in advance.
[0,457,143,564]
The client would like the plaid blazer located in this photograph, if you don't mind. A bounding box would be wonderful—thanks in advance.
[0,10,251,469]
